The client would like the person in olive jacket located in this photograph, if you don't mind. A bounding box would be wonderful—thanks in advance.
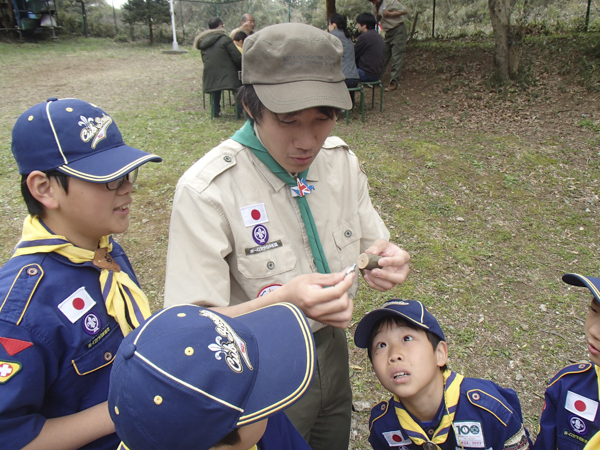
[194,17,242,118]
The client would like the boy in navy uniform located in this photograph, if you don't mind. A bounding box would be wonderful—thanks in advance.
[0,98,161,449]
[354,299,532,449]
[533,273,600,449]
[108,302,315,450]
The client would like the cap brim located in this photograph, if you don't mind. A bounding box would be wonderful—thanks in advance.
[254,80,352,114]
[563,273,600,303]
[354,308,432,349]
[233,302,315,426]
[57,144,162,183]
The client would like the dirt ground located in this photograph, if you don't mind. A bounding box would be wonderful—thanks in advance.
[1,34,600,448]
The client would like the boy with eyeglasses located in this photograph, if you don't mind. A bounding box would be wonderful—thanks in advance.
[0,98,161,449]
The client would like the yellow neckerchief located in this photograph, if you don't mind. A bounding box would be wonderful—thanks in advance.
[394,370,464,449]
[248,446,257,450]
[13,216,150,336]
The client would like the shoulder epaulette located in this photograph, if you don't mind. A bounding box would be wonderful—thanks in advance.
[548,362,593,388]
[467,389,514,427]
[369,399,390,431]
[0,263,43,326]
[322,136,349,150]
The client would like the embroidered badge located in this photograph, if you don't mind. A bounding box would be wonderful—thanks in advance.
[252,225,269,245]
[503,426,529,450]
[0,337,33,356]
[257,284,282,297]
[454,421,485,448]
[82,312,102,335]
[382,430,411,447]
[565,390,599,421]
[240,203,269,227]
[291,177,315,197]
[246,240,282,255]
[569,415,587,435]
[201,310,253,373]
[0,360,22,384]
[78,114,113,149]
[58,287,97,324]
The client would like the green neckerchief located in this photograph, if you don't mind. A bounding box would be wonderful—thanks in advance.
[231,120,330,274]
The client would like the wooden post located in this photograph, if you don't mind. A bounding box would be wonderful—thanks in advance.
[432,0,436,38]
[409,11,419,44]
[586,0,592,32]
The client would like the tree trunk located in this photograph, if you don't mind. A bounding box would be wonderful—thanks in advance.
[326,0,335,20]
[488,0,510,81]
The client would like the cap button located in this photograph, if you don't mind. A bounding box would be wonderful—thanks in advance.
[122,343,136,359]
[46,97,58,102]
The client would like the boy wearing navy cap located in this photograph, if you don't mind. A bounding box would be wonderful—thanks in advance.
[355,300,532,449]
[108,302,315,450]
[533,274,600,449]
[0,98,161,449]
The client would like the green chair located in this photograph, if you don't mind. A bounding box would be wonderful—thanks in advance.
[345,85,365,125]
[361,80,383,112]
[203,90,240,120]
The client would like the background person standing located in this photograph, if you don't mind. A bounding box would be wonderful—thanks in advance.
[230,13,255,40]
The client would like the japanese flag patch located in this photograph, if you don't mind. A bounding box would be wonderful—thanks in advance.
[0,360,22,384]
[240,203,269,227]
[58,287,96,324]
[382,430,411,446]
[565,390,598,421]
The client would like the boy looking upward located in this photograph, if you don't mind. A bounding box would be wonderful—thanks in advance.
[355,300,532,449]
[0,98,161,449]
[164,23,411,450]
[108,303,315,450]
[533,273,600,449]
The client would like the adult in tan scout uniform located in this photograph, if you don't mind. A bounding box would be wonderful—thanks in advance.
[164,23,410,450]
[369,0,408,91]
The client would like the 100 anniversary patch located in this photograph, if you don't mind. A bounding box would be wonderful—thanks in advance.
[245,240,283,255]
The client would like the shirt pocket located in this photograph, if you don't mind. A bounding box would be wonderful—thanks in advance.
[71,323,122,376]
[332,214,363,268]
[237,245,297,279]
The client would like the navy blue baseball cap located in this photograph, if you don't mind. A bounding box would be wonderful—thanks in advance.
[11,98,161,182]
[354,299,445,349]
[109,303,315,450]
[563,273,600,304]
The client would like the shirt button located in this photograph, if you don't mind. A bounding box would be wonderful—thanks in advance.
[344,230,352,238]
[223,155,232,162]
[267,261,275,270]
[427,429,434,436]
[26,267,39,276]
[104,351,113,361]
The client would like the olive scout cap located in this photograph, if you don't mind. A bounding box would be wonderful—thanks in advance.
[109,303,316,450]
[241,22,352,113]
[11,98,162,182]
[563,273,600,305]
[354,299,446,349]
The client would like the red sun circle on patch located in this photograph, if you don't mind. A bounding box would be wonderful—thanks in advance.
[251,209,261,220]
[72,298,85,310]
[392,434,402,442]
[575,400,587,412]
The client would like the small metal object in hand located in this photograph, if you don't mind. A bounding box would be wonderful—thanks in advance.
[345,263,357,277]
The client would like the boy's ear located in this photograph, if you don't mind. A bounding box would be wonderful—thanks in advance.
[242,104,253,119]
[26,171,60,211]
[435,340,448,368]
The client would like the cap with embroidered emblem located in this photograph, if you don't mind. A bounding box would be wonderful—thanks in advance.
[108,303,315,450]
[354,299,445,349]
[562,273,600,304]
[11,98,162,182]
[241,22,352,113]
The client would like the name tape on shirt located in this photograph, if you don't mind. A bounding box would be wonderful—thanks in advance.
[58,286,96,324]
[241,204,269,227]
[565,390,598,422]
[382,430,411,447]
[454,421,485,448]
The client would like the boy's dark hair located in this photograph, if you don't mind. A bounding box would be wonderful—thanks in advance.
[208,17,223,29]
[367,316,448,373]
[233,30,247,42]
[213,428,241,447]
[237,85,340,125]
[356,13,377,30]
[21,170,69,217]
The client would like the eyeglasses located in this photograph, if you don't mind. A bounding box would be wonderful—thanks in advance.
[106,168,138,190]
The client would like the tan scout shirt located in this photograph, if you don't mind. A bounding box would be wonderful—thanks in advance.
[164,136,389,331]
[373,0,406,32]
